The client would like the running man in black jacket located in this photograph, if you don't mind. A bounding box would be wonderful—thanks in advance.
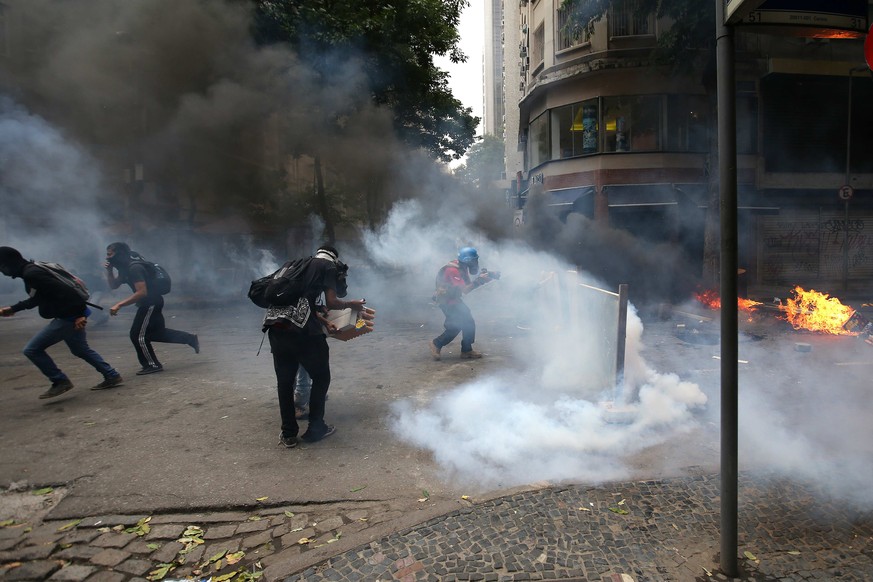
[104,242,198,375]
[0,246,123,399]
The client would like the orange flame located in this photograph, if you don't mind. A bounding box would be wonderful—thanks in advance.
[695,290,762,313]
[778,286,854,335]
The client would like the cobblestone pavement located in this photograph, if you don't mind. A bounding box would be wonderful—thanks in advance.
[2,473,872,581]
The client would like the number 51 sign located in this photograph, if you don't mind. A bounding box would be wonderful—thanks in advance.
[726,0,868,38]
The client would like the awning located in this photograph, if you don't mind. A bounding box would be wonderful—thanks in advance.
[547,186,596,206]
[682,183,780,213]
[604,184,677,208]
[606,183,781,213]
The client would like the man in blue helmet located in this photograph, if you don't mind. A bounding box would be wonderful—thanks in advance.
[429,246,498,360]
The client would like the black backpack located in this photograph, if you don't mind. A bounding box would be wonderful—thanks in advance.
[248,257,313,308]
[131,260,172,296]
[33,261,93,304]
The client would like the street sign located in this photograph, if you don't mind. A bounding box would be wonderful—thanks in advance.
[725,0,767,24]
[733,0,868,37]
[866,23,873,71]
[839,185,854,201]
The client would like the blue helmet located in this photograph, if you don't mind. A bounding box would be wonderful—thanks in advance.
[458,247,479,264]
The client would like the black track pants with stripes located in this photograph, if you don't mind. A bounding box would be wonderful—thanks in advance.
[129,298,196,369]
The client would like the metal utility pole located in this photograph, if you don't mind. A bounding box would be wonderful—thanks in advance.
[716,0,739,577]
[844,66,868,291]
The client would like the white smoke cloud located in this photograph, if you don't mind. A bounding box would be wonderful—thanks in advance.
[367,202,710,489]
[0,97,108,273]
[735,334,873,507]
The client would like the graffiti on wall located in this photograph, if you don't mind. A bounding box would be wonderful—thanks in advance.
[758,210,873,285]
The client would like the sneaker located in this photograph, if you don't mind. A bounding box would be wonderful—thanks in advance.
[295,406,309,420]
[278,434,298,449]
[190,335,200,354]
[39,379,74,399]
[460,350,483,359]
[135,365,164,376]
[301,424,336,443]
[428,341,441,361]
[91,375,124,390]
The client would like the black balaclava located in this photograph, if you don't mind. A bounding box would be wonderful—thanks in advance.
[0,246,28,278]
[106,242,133,270]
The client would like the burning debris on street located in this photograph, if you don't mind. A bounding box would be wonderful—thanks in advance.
[695,286,873,344]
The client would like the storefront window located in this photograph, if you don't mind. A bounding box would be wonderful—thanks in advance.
[554,99,599,158]
[666,95,709,152]
[602,95,660,152]
[529,112,550,168]
[736,94,758,154]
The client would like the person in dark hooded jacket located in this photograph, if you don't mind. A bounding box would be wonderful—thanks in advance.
[104,242,199,375]
[0,246,123,399]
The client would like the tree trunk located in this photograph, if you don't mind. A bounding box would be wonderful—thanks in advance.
[313,155,335,245]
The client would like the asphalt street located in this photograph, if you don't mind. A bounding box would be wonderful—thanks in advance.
[1,285,872,580]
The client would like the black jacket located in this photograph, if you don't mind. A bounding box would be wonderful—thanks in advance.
[10,263,87,320]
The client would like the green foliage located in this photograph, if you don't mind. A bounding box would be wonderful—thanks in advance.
[455,134,505,191]
[250,0,478,162]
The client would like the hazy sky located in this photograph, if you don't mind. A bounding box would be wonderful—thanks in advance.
[435,2,485,135]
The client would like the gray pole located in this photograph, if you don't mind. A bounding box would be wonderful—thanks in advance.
[716,0,739,577]
[615,283,629,386]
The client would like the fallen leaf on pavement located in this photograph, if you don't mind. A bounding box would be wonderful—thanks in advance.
[146,563,173,581]
[57,519,82,532]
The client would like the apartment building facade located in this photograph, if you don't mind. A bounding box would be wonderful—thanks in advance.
[502,0,873,293]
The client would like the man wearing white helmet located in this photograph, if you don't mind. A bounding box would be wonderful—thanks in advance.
[429,246,498,360]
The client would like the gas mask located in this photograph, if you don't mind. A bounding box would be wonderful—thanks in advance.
[335,261,349,298]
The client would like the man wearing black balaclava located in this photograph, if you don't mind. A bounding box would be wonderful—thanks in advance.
[104,242,199,375]
[0,246,123,399]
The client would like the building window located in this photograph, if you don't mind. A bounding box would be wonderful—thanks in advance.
[736,94,758,154]
[760,74,873,173]
[666,95,709,152]
[529,111,550,168]
[609,0,654,37]
[553,99,599,158]
[532,23,545,71]
[602,95,661,152]
[556,4,590,52]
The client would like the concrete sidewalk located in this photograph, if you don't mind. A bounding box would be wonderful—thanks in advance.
[2,472,871,581]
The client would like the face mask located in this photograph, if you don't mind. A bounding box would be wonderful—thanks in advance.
[335,261,349,298]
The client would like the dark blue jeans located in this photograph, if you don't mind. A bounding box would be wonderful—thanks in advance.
[23,318,118,383]
[433,302,476,352]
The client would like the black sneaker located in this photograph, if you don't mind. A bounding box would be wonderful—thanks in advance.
[135,365,163,376]
[190,335,200,354]
[39,379,74,399]
[91,375,124,390]
[278,434,298,448]
[301,425,336,443]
